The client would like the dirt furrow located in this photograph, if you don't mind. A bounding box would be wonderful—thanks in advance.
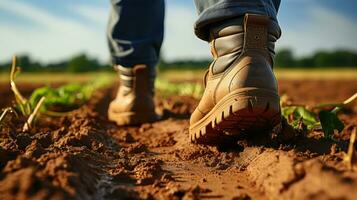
[0,79,356,200]
[108,113,357,199]
[241,148,357,199]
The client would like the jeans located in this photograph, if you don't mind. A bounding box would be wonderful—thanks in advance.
[107,0,281,68]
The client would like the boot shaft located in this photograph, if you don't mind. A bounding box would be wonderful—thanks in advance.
[116,65,156,97]
[108,65,157,125]
[209,14,281,74]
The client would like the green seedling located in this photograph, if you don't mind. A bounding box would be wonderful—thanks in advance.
[23,96,46,132]
[156,78,203,99]
[281,105,319,131]
[10,56,32,116]
[0,56,46,131]
[282,93,356,139]
[8,56,110,117]
[29,84,89,112]
[318,110,344,139]
[343,127,357,171]
[1,56,110,131]
[0,107,18,128]
[28,77,110,116]
[0,108,11,123]
[317,93,356,139]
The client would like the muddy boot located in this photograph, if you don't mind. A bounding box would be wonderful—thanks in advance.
[189,14,282,143]
[108,65,158,126]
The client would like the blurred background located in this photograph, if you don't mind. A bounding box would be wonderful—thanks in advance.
[0,0,357,81]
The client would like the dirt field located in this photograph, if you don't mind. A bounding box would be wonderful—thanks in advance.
[0,79,357,200]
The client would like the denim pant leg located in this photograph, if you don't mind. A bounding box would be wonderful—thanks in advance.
[107,0,165,68]
[193,0,281,41]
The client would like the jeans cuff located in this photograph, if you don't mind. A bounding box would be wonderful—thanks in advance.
[111,56,158,69]
[194,2,279,41]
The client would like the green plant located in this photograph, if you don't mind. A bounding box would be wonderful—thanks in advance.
[23,96,46,132]
[0,56,111,131]
[156,78,203,99]
[0,107,18,128]
[281,93,356,139]
[344,127,357,171]
[28,78,110,115]
[10,56,32,116]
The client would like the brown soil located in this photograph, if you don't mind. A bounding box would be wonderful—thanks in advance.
[0,79,357,200]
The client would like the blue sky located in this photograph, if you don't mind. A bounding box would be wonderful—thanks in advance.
[0,0,356,63]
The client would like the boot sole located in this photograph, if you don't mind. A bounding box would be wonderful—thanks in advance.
[108,111,158,126]
[189,88,281,144]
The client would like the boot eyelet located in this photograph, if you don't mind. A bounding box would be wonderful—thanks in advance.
[254,35,260,40]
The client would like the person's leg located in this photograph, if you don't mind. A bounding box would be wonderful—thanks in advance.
[189,0,282,143]
[107,0,165,126]
[194,0,280,41]
[107,0,165,68]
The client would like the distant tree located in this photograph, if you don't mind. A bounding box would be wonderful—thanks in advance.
[45,61,67,72]
[0,60,11,72]
[313,51,330,67]
[312,50,357,67]
[17,55,31,70]
[274,48,357,68]
[66,54,100,73]
[295,57,314,67]
[1,49,356,72]
[326,50,357,67]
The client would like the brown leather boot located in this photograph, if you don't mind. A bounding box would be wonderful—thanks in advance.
[108,65,158,126]
[189,14,282,143]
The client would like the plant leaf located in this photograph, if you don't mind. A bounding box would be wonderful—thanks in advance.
[282,106,296,118]
[294,107,318,124]
[318,110,345,139]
